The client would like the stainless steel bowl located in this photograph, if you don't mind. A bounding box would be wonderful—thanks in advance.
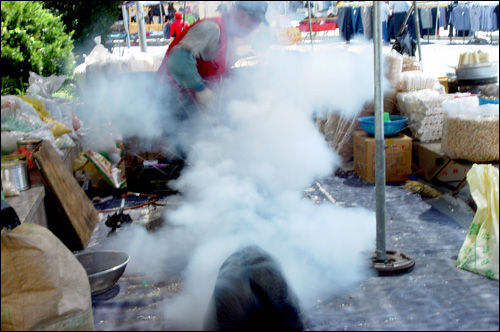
[75,250,129,295]
[455,61,499,80]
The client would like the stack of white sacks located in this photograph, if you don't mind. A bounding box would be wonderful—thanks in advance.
[395,67,476,143]
[396,89,454,142]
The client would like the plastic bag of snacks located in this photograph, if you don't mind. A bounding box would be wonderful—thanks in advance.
[441,97,499,162]
[398,71,439,92]
[402,55,422,72]
[396,89,454,142]
[384,51,403,88]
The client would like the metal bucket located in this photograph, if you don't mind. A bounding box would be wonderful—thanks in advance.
[1,155,30,191]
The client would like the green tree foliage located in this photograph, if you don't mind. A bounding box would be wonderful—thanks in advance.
[41,1,122,64]
[1,1,75,95]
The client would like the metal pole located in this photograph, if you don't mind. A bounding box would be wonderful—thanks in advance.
[182,1,187,32]
[159,2,164,25]
[136,1,148,52]
[435,5,440,41]
[307,1,314,49]
[122,4,130,49]
[413,1,422,67]
[373,1,386,263]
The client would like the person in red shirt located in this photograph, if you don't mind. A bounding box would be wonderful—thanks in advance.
[158,1,268,110]
[170,11,189,39]
[154,2,268,174]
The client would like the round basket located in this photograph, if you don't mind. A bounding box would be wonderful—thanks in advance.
[358,115,408,137]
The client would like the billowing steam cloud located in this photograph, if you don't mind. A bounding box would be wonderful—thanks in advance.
[93,42,382,330]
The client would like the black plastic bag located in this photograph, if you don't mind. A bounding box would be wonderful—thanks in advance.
[393,27,416,57]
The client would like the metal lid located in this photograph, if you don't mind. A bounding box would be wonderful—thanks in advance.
[1,155,27,167]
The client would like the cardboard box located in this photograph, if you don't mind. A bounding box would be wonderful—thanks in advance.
[413,142,471,182]
[353,131,412,182]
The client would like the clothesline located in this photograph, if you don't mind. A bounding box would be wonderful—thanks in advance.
[337,1,448,8]
[416,1,449,8]
[337,1,372,8]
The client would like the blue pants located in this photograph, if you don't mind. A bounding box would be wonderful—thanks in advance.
[163,23,171,39]
[382,21,389,42]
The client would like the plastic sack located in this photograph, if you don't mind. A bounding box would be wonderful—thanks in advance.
[441,98,499,162]
[456,164,499,280]
[3,180,20,197]
[55,134,76,149]
[26,71,66,98]
[398,71,439,92]
[1,95,48,131]
[38,112,73,136]
[1,223,95,330]
[24,73,80,140]
[1,131,28,154]
[384,51,403,88]
[396,89,454,142]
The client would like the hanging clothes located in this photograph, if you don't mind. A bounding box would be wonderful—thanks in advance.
[451,4,471,36]
[451,5,471,31]
[470,4,482,33]
[495,5,499,30]
[337,7,353,42]
[420,8,433,30]
[448,2,459,36]
[481,4,498,32]
[352,7,364,35]
[439,7,447,29]
[361,6,372,40]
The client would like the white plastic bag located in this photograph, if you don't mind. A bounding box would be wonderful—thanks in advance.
[456,164,499,280]
[26,72,66,98]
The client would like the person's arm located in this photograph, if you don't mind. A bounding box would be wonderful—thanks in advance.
[168,46,205,92]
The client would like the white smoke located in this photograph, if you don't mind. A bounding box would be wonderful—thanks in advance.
[97,43,382,330]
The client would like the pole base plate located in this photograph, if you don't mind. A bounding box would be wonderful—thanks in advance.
[372,250,415,276]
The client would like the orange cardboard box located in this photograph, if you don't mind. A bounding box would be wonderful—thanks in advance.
[353,131,412,182]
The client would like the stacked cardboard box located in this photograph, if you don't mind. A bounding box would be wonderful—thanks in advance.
[353,131,412,182]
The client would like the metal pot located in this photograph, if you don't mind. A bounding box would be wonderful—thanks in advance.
[1,155,30,191]
[455,62,498,86]
[74,250,129,295]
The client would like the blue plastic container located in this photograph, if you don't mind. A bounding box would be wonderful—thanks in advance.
[478,97,499,105]
[358,115,408,137]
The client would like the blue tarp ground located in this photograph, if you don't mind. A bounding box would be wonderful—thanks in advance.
[88,172,499,331]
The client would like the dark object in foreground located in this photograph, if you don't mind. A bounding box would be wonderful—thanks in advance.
[392,3,417,57]
[1,200,21,230]
[105,194,132,235]
[203,245,304,331]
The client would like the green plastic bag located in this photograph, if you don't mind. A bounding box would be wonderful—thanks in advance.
[456,164,499,280]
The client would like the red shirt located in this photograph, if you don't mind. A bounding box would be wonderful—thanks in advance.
[170,19,189,38]
[158,16,228,89]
